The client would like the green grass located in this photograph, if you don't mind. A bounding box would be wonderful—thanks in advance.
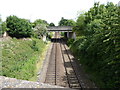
[1,38,46,80]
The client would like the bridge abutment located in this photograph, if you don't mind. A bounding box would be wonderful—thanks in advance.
[66,32,76,39]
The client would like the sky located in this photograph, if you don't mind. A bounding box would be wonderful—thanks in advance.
[0,0,119,25]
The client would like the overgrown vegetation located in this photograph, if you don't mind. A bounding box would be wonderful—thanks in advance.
[70,2,120,88]
[1,38,46,80]
[67,38,74,46]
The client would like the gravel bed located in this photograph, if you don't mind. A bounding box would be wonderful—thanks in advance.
[0,76,64,89]
[37,43,53,83]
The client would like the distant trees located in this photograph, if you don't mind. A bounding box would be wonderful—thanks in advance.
[32,19,49,27]
[58,17,75,26]
[1,15,77,39]
[6,15,32,38]
[49,22,55,26]
[2,15,50,39]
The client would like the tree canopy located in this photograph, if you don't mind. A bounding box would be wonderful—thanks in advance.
[6,15,33,38]
[49,22,55,26]
[32,19,49,27]
[58,17,75,26]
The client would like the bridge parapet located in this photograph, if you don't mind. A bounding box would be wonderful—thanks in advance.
[47,26,73,32]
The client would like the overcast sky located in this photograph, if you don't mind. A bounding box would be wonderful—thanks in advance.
[0,0,119,25]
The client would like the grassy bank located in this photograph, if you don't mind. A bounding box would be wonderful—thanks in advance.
[29,42,50,81]
[1,38,47,80]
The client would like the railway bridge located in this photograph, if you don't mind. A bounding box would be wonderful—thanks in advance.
[47,26,76,39]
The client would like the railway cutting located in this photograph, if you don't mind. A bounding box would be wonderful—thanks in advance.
[43,32,96,89]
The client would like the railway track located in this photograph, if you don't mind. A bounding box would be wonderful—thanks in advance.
[44,32,96,89]
[45,32,81,89]
[45,32,69,87]
[60,38,81,89]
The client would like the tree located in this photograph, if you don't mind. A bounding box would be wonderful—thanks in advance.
[49,22,55,26]
[6,15,32,38]
[33,24,47,39]
[73,14,86,36]
[58,17,75,26]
